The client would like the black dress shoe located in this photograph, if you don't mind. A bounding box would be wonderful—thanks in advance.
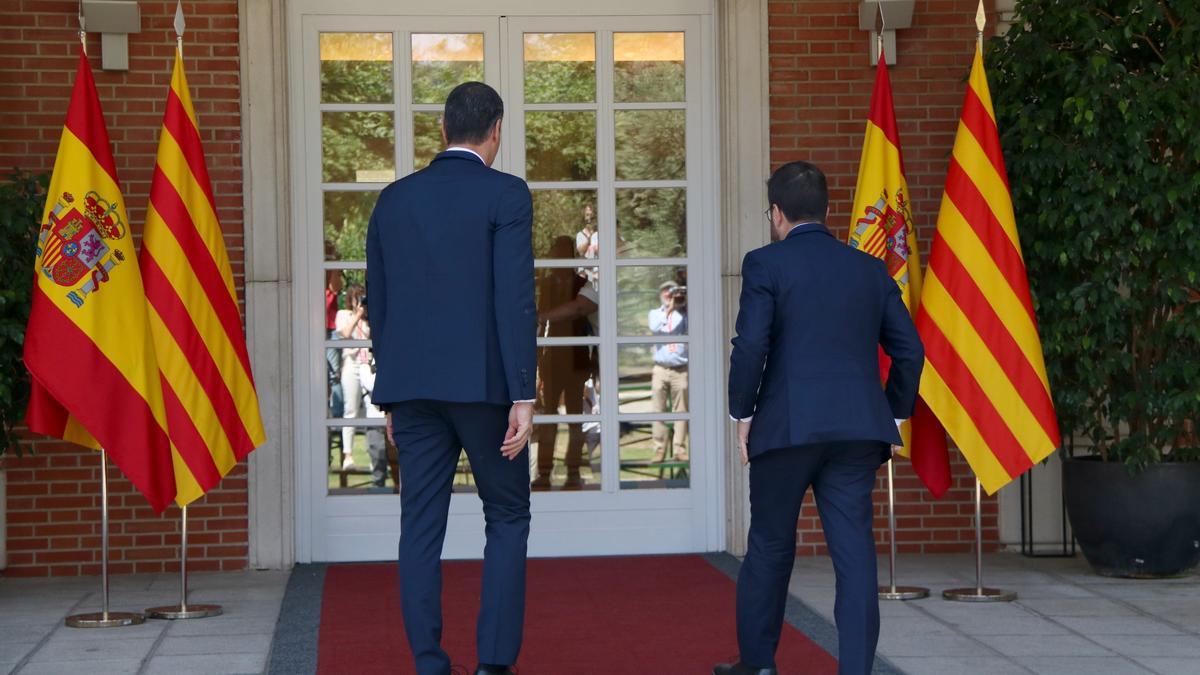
[713,663,778,675]
[475,666,515,675]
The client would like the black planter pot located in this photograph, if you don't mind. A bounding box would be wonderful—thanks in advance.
[1063,456,1200,578]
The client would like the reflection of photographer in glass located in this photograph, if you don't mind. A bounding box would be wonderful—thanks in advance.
[532,237,591,490]
[648,281,689,463]
[336,284,387,485]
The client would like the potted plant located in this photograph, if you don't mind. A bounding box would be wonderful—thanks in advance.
[989,0,1200,577]
[0,170,48,567]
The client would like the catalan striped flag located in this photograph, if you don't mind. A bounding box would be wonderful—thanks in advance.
[848,53,952,497]
[24,49,177,512]
[915,42,1060,495]
[139,43,266,506]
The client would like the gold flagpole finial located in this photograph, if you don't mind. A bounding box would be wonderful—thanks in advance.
[976,0,987,43]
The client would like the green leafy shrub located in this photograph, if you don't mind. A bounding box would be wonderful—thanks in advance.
[989,0,1200,469]
[0,170,47,455]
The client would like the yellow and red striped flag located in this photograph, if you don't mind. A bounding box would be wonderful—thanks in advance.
[848,53,951,497]
[915,42,1060,494]
[139,42,266,506]
[24,49,177,512]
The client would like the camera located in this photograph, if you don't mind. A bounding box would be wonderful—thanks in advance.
[671,286,687,299]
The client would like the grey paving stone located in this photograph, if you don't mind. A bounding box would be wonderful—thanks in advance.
[877,616,958,639]
[876,633,992,657]
[974,633,1112,657]
[0,624,57,644]
[1088,634,1200,658]
[28,636,157,663]
[886,656,1032,675]
[52,620,165,641]
[164,615,277,638]
[0,642,38,664]
[142,652,268,675]
[1132,656,1200,675]
[1015,656,1155,675]
[1015,597,1142,617]
[16,659,143,675]
[154,633,272,656]
[1055,615,1185,636]
[938,611,1074,636]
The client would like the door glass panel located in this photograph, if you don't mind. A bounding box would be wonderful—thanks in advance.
[614,109,685,181]
[537,270,600,338]
[616,188,686,258]
[319,32,394,104]
[616,265,688,337]
[413,112,443,170]
[322,112,396,183]
[618,344,688,414]
[618,420,689,489]
[523,33,596,103]
[411,34,485,104]
[613,32,684,103]
[324,345,389,495]
[525,111,597,181]
[532,422,601,491]
[324,191,378,261]
[532,190,598,259]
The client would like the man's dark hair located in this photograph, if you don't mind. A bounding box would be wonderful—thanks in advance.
[443,82,504,145]
[767,161,828,224]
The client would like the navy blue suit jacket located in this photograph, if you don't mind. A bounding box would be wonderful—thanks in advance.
[728,222,924,459]
[366,150,537,407]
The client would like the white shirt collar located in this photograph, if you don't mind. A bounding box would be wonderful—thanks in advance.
[444,146,485,164]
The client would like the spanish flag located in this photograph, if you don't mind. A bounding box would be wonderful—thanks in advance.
[139,43,266,506]
[24,50,177,512]
[915,42,1060,495]
[848,53,951,497]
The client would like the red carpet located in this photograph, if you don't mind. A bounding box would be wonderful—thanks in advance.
[317,555,837,674]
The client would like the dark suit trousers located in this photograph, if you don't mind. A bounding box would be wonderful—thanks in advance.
[391,400,532,675]
[737,441,884,675]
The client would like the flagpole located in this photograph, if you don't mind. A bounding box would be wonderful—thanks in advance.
[878,458,929,600]
[943,478,1015,602]
[65,450,145,628]
[146,505,222,619]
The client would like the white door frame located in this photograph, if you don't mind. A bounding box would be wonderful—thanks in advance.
[284,1,725,563]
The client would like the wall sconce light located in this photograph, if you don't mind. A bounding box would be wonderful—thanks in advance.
[858,0,915,66]
[81,1,141,71]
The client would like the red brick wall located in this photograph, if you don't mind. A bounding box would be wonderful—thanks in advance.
[768,0,1004,554]
[0,0,247,576]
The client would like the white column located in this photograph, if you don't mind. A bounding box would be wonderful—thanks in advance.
[240,0,295,570]
[717,0,771,556]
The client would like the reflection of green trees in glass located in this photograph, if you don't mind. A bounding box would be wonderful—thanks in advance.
[322,112,395,183]
[615,110,685,181]
[321,59,393,104]
[614,61,684,103]
[617,188,685,258]
[526,111,597,181]
[532,190,597,257]
[412,61,485,104]
[413,112,443,170]
[324,192,379,261]
[616,266,686,336]
[525,60,595,103]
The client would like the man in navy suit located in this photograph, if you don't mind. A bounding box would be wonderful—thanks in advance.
[367,82,536,675]
[715,162,924,675]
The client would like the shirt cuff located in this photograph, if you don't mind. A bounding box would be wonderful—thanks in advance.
[895,418,906,429]
[730,414,753,422]
[515,399,536,404]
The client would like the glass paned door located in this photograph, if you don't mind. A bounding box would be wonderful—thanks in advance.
[295,11,713,563]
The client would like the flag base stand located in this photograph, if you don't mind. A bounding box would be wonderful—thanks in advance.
[67,451,146,628]
[146,505,222,620]
[65,612,145,628]
[145,604,223,620]
[943,478,1016,603]
[942,587,1017,602]
[877,459,930,601]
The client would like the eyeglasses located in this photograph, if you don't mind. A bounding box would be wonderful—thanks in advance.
[763,205,773,228]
